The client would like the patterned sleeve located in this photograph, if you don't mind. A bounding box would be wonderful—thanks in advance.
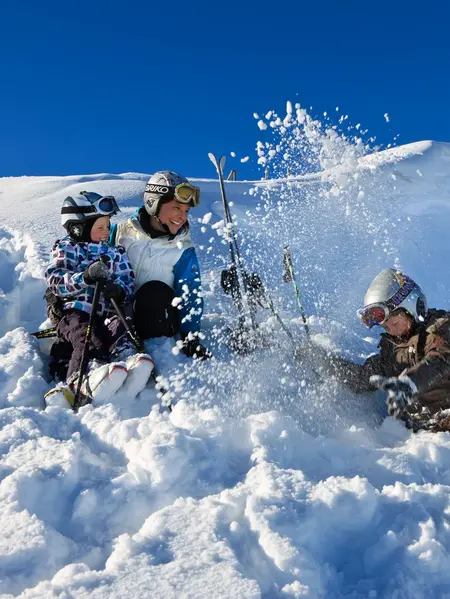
[112,245,135,300]
[44,242,88,297]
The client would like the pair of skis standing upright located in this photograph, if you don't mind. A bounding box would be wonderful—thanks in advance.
[208,153,309,354]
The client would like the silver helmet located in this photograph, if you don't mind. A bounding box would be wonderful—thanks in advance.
[61,191,120,240]
[361,268,428,324]
[143,171,199,216]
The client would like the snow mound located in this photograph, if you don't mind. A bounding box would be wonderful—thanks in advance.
[3,404,450,598]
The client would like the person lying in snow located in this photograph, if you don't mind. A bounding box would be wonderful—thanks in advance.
[295,268,450,432]
[109,170,211,360]
[44,191,154,408]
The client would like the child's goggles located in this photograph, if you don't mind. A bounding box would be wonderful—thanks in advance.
[357,275,416,329]
[145,182,200,207]
[90,195,120,215]
[61,195,120,219]
[357,303,391,328]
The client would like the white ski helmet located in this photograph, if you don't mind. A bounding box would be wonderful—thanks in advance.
[357,268,428,329]
[61,191,120,241]
[143,171,200,216]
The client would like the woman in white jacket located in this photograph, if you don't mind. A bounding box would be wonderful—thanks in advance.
[110,171,210,360]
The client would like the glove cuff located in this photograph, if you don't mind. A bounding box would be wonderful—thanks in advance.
[83,272,94,285]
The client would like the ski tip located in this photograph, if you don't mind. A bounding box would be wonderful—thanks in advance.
[208,153,227,175]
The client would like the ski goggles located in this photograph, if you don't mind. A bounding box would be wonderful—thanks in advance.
[357,275,416,328]
[145,182,200,207]
[61,195,120,218]
[357,303,391,328]
[90,195,120,215]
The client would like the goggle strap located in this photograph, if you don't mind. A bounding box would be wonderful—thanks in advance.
[62,205,97,214]
[385,277,415,311]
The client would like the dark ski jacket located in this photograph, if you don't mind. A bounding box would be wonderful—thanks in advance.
[320,309,450,418]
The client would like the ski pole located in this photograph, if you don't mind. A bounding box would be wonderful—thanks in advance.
[109,298,172,411]
[73,280,103,410]
[110,298,145,352]
[283,246,310,340]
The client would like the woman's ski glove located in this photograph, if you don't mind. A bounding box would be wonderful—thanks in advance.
[370,374,418,418]
[101,280,125,303]
[181,332,211,360]
[84,260,110,285]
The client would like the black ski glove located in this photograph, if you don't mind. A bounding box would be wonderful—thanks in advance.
[181,332,211,360]
[84,260,110,285]
[101,280,126,303]
[370,374,418,419]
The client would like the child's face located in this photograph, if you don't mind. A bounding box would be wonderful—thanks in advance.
[90,216,111,242]
[382,310,414,339]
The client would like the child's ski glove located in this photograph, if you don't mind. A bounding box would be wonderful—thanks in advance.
[102,280,125,303]
[84,260,110,285]
[371,374,418,419]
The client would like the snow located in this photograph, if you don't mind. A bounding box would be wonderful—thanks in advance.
[2,107,450,596]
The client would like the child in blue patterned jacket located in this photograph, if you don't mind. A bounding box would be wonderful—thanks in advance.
[44,191,150,406]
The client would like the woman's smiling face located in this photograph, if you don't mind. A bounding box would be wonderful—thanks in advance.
[157,199,190,234]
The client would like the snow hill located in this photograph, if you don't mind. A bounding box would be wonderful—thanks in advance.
[1,138,450,598]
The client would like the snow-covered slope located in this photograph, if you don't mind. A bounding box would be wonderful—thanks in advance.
[1,137,450,598]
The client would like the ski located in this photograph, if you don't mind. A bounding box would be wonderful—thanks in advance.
[208,153,261,351]
[32,327,57,339]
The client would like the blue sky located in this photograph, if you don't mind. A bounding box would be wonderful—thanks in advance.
[1,0,449,179]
